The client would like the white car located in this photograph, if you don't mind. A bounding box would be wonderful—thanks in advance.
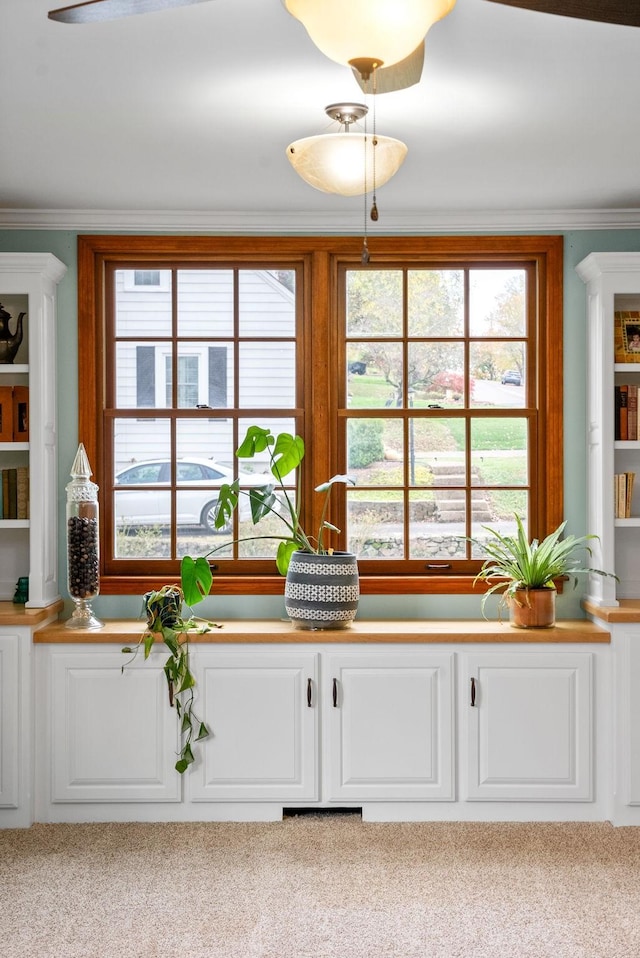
[114,458,273,533]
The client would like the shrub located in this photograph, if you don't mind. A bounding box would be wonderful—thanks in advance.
[348,419,385,469]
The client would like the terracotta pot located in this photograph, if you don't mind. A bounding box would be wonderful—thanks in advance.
[285,551,359,630]
[508,587,556,629]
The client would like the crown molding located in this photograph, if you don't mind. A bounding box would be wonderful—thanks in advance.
[2,207,640,232]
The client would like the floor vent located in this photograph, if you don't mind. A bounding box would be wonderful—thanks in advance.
[283,806,363,819]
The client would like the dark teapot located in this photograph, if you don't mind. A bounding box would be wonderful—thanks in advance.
[0,303,25,364]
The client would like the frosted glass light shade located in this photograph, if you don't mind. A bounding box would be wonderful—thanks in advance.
[283,0,456,70]
[286,133,408,196]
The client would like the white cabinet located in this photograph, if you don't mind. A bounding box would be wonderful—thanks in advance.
[0,604,61,828]
[325,651,454,802]
[190,650,318,803]
[32,638,606,824]
[576,251,640,605]
[0,254,67,607]
[462,652,593,801]
[190,648,454,805]
[0,632,20,809]
[46,648,180,803]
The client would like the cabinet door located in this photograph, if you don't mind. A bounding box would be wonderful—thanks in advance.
[49,650,181,802]
[0,633,19,808]
[325,652,454,802]
[189,651,318,802]
[463,652,592,801]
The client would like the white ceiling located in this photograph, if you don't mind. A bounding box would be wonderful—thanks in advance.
[3,0,640,231]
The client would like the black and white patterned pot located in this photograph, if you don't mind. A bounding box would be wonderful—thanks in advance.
[284,551,359,630]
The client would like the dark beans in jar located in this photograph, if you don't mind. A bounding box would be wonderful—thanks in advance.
[67,515,99,599]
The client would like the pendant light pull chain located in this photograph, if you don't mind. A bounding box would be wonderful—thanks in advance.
[362,82,370,264]
[370,67,379,222]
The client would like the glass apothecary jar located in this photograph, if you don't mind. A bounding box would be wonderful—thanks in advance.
[65,443,103,630]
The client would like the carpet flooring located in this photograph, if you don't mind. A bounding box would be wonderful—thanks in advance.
[2,816,640,958]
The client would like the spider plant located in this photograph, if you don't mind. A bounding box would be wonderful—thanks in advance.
[469,514,617,616]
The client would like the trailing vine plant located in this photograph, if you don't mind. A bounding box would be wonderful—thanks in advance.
[122,559,218,774]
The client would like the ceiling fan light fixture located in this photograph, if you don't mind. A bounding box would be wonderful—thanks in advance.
[286,103,407,196]
[48,0,213,25]
[283,0,456,73]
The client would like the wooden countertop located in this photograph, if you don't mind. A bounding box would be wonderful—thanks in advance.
[0,599,64,627]
[582,598,640,623]
[33,617,610,644]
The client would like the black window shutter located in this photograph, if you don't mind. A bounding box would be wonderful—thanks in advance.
[208,347,227,407]
[136,346,155,407]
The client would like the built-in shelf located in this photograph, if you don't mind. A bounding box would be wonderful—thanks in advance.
[0,253,66,606]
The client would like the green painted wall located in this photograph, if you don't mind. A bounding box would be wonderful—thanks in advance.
[2,228,638,620]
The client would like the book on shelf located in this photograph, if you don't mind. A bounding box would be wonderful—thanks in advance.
[0,466,28,520]
[615,383,640,440]
[1,468,17,519]
[16,465,28,519]
[620,384,629,440]
[614,471,636,518]
[0,385,12,442]
[12,385,28,441]
[629,384,638,441]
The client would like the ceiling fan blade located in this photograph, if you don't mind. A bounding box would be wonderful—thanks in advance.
[484,0,640,28]
[48,0,214,24]
[352,43,425,95]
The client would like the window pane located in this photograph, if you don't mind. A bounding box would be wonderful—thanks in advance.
[347,343,403,409]
[469,494,529,557]
[116,342,171,409]
[115,523,169,559]
[409,343,465,409]
[173,342,234,409]
[239,270,296,337]
[114,419,171,477]
[176,417,234,466]
[347,489,404,559]
[408,491,466,560]
[414,418,466,490]
[469,269,526,337]
[177,269,233,337]
[115,269,172,336]
[347,417,401,477]
[469,342,526,407]
[408,269,464,337]
[346,270,403,338]
[238,342,295,407]
[470,418,528,486]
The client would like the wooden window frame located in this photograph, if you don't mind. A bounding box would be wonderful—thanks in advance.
[78,234,563,597]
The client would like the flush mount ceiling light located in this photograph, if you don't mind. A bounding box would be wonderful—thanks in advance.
[283,0,456,80]
[286,103,407,197]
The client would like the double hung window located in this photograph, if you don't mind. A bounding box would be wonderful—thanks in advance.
[78,235,563,595]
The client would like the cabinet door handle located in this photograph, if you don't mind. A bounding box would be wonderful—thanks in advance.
[307,677,313,708]
[470,676,476,707]
[332,677,338,708]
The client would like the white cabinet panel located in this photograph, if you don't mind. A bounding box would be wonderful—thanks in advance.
[464,652,592,801]
[326,652,454,802]
[50,651,180,802]
[190,651,318,802]
[0,633,19,808]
